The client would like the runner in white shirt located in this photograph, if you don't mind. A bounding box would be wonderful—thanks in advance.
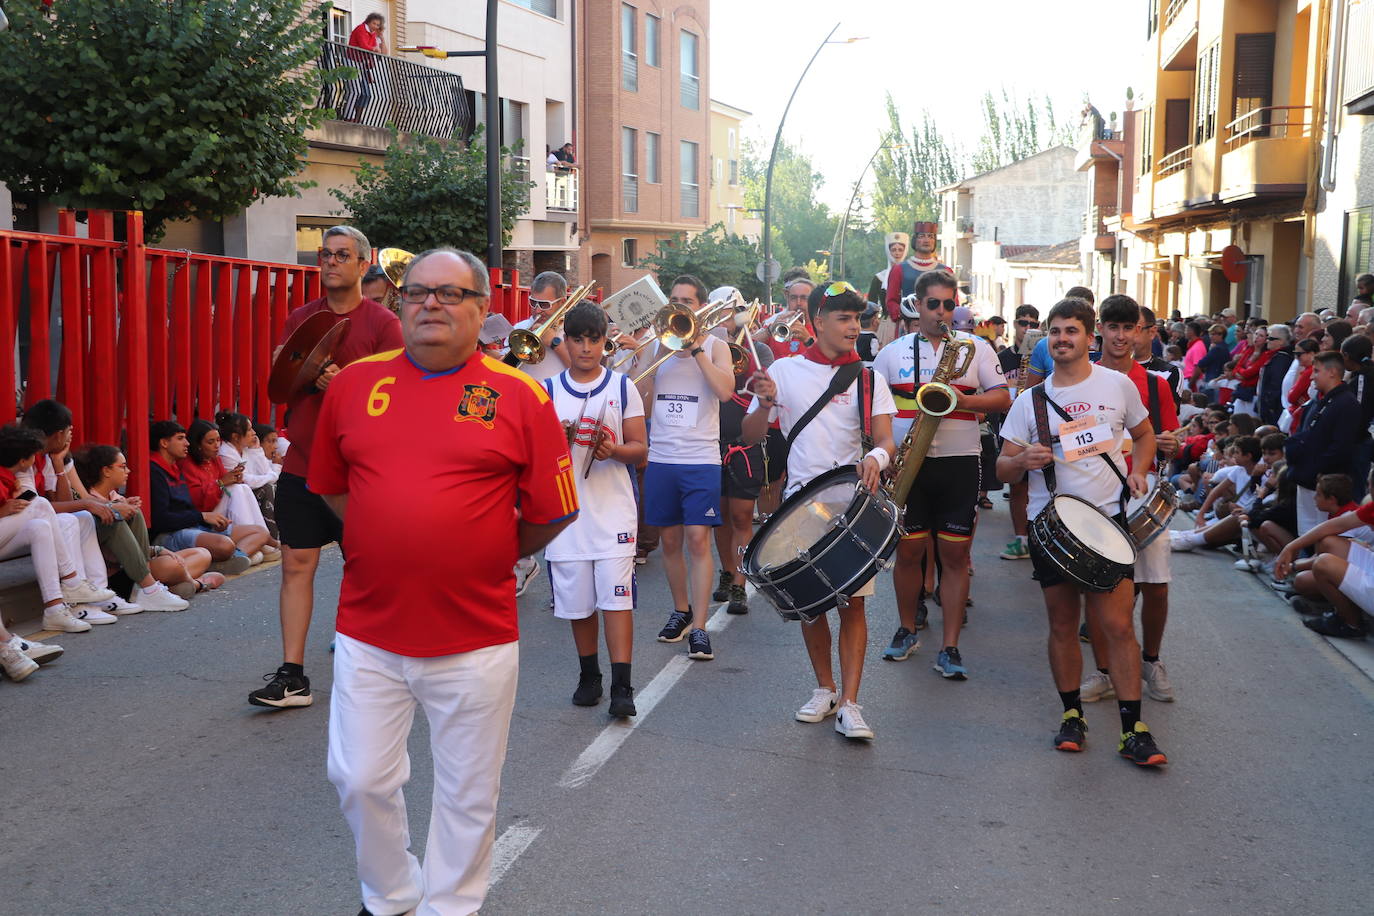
[543,303,648,719]
[742,282,896,740]
[997,296,1168,768]
[870,269,1009,679]
[637,274,737,661]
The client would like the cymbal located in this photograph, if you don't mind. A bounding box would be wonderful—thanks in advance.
[268,312,351,403]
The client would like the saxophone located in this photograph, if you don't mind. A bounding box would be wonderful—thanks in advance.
[1015,327,1045,397]
[888,322,976,509]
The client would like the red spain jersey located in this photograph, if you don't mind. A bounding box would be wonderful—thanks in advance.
[308,348,579,657]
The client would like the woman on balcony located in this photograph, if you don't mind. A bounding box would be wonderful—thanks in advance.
[346,13,386,123]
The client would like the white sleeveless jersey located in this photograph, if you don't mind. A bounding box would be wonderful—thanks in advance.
[543,368,644,561]
[646,334,724,465]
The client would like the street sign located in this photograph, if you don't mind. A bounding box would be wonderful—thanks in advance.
[601,275,667,333]
[755,258,781,284]
[1220,245,1247,283]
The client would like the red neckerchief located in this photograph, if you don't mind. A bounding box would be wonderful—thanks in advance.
[802,344,860,367]
[34,457,46,495]
[0,466,17,502]
[1335,501,1360,518]
[151,454,182,483]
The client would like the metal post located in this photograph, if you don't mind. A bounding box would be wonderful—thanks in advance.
[834,135,895,282]
[485,0,501,270]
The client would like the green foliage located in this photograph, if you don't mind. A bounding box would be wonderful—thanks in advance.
[332,126,532,254]
[740,138,838,275]
[970,89,1074,174]
[637,224,764,301]
[871,94,962,236]
[0,0,337,239]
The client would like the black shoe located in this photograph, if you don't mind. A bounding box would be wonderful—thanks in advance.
[1289,595,1333,617]
[687,628,714,660]
[248,666,313,708]
[712,569,731,603]
[1304,610,1366,639]
[1078,620,1091,643]
[657,609,692,642]
[1118,722,1168,767]
[914,601,928,631]
[727,583,749,615]
[1054,709,1087,752]
[572,673,603,706]
[608,684,636,717]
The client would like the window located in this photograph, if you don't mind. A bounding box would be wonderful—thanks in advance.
[680,140,699,218]
[713,156,721,187]
[622,238,638,267]
[645,132,661,183]
[622,127,638,213]
[621,5,637,93]
[727,127,736,150]
[1345,0,1374,112]
[327,7,350,43]
[645,14,660,67]
[1194,41,1219,145]
[1138,106,1154,174]
[1339,207,1373,311]
[1145,0,1158,38]
[680,31,700,110]
[1231,33,1275,138]
[1164,98,1190,154]
[510,0,558,16]
[729,159,739,186]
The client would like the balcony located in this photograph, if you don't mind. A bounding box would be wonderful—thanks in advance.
[546,169,579,213]
[1159,0,1198,71]
[1218,106,1311,204]
[1154,146,1192,215]
[316,41,471,140]
[956,216,974,237]
[1084,205,1118,251]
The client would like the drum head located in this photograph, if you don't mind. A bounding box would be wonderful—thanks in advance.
[753,470,859,570]
[1052,495,1135,564]
[1124,474,1158,515]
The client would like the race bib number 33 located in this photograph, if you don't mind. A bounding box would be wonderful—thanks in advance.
[1059,415,1112,462]
[656,393,700,428]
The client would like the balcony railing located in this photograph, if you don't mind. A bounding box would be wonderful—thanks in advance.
[547,169,579,212]
[1158,145,1192,177]
[1084,205,1119,235]
[1162,0,1190,30]
[1224,106,1311,150]
[317,40,471,139]
[956,216,974,235]
[623,176,639,214]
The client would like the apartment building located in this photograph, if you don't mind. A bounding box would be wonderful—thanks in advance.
[576,0,710,293]
[709,100,760,240]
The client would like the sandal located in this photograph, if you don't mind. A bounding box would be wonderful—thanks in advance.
[977,497,994,510]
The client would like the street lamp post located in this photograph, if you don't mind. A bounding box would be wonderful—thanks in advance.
[832,136,902,283]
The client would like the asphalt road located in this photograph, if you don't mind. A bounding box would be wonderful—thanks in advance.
[4,497,1373,915]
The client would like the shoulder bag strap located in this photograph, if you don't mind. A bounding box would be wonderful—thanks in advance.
[1031,384,1057,495]
[785,362,864,452]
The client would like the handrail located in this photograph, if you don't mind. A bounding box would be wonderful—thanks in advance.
[316,39,471,140]
[1162,0,1191,30]
[1157,145,1192,176]
[1223,105,1311,148]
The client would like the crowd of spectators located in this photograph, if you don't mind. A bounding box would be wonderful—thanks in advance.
[0,398,285,683]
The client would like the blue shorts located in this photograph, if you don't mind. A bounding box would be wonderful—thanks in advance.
[155,523,235,552]
[643,462,721,528]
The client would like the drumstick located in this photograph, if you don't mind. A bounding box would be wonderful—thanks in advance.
[1000,436,1076,469]
[582,395,611,478]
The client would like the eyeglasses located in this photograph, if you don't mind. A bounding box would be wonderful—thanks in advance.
[529,297,560,310]
[925,297,957,312]
[318,249,357,264]
[1016,319,1037,328]
[1266,336,1282,341]
[399,284,485,305]
[824,281,857,298]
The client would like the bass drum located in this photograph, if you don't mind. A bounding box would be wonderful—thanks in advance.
[1029,494,1137,593]
[742,466,900,622]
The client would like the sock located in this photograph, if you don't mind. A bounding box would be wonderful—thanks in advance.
[578,653,600,678]
[1142,653,1159,664]
[1058,689,1083,715]
[1119,699,1142,734]
[140,582,163,595]
[281,662,304,677]
[1179,530,1206,548]
[610,661,631,689]
[1018,535,1028,547]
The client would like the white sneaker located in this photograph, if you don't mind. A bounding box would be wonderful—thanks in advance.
[71,603,118,625]
[1169,531,1199,553]
[514,559,540,598]
[834,701,874,740]
[43,605,92,633]
[137,584,190,612]
[8,634,63,665]
[61,579,116,605]
[1080,669,1116,702]
[1142,659,1175,702]
[248,551,264,566]
[106,595,144,615]
[795,687,838,723]
[0,642,38,681]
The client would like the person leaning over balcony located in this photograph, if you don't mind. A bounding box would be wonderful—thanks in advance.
[346,13,386,122]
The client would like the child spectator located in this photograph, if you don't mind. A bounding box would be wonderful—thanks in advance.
[246,422,282,539]
[148,420,260,575]
[1273,492,1374,638]
[182,419,278,562]
[1171,436,1263,552]
[1178,391,1208,424]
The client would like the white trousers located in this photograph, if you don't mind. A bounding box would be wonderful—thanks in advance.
[328,634,520,916]
[58,511,108,588]
[0,498,77,602]
[215,482,268,531]
[1296,486,1322,538]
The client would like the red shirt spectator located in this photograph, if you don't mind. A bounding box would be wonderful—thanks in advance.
[348,20,384,58]
[178,455,226,513]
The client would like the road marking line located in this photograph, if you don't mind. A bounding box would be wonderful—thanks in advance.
[490,825,543,887]
[557,601,740,790]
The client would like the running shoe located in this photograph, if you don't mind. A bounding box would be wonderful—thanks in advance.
[1141,659,1175,702]
[1000,538,1030,560]
[881,627,919,661]
[248,666,313,709]
[1289,595,1333,617]
[71,603,118,625]
[712,569,732,603]
[513,559,540,598]
[608,684,636,718]
[0,642,38,681]
[795,687,838,723]
[572,673,603,706]
[1118,722,1168,767]
[1304,610,1366,640]
[933,647,968,680]
[42,605,90,633]
[686,628,714,660]
[727,584,749,615]
[1054,709,1087,752]
[61,579,116,605]
[1080,670,1115,702]
[105,595,144,615]
[656,609,692,642]
[834,701,874,740]
[6,634,62,665]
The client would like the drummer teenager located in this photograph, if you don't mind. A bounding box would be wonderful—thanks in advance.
[249,225,404,710]
[1081,297,1181,707]
[996,296,1168,767]
[742,282,897,740]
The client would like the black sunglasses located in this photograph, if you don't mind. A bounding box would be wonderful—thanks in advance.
[1016,319,1037,328]
[925,297,957,312]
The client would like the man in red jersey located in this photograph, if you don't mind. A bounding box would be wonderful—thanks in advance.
[312,248,576,916]
[249,226,404,710]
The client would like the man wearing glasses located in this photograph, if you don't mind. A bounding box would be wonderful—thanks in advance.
[249,225,403,710]
[872,269,1008,678]
[505,270,572,384]
[996,305,1041,561]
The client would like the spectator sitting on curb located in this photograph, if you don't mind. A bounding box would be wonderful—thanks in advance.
[246,422,283,539]
[148,420,256,576]
[217,412,282,546]
[1170,435,1263,553]
[1274,472,1374,640]
[0,617,64,682]
[181,418,277,564]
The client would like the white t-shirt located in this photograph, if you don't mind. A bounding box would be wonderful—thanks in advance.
[16,454,61,496]
[747,356,897,496]
[871,330,1006,457]
[646,334,726,466]
[1211,464,1259,512]
[544,368,645,561]
[505,316,568,384]
[242,446,282,488]
[1000,363,1149,519]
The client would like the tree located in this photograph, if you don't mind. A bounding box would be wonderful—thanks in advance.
[970,89,1074,174]
[0,0,337,239]
[870,93,963,236]
[739,138,838,275]
[637,224,764,300]
[332,127,532,254]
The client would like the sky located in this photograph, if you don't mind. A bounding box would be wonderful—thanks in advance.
[710,0,1144,210]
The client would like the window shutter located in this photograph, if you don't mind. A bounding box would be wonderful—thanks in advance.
[1232,33,1275,133]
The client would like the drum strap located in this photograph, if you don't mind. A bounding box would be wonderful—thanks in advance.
[858,367,875,452]
[785,362,865,452]
[1032,384,1131,515]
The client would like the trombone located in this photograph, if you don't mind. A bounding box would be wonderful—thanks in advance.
[727,301,763,376]
[770,311,806,342]
[507,282,594,364]
[630,299,735,384]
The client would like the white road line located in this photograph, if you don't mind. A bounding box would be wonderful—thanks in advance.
[557,601,740,790]
[489,825,543,887]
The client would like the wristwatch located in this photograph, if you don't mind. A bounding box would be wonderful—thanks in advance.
[689,347,704,357]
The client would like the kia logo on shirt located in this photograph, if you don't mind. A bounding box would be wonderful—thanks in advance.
[1063,402,1092,416]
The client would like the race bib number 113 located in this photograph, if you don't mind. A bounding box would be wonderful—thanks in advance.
[1059,415,1112,462]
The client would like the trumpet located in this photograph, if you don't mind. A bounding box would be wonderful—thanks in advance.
[603,329,639,357]
[770,311,806,342]
[630,299,735,384]
[507,282,594,364]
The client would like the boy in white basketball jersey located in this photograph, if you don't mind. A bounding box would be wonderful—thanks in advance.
[543,303,648,717]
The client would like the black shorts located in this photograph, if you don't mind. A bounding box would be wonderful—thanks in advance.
[979,430,998,489]
[903,455,980,539]
[1029,511,1134,590]
[1248,501,1297,533]
[721,443,765,501]
[275,471,344,550]
[763,428,787,483]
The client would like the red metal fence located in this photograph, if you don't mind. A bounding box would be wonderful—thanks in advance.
[1,209,531,508]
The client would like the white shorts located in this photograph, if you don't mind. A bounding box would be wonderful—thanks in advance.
[1340,525,1374,543]
[1338,542,1374,613]
[1133,529,1172,585]
[549,557,636,619]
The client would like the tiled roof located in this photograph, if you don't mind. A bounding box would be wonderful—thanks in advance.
[1006,239,1080,265]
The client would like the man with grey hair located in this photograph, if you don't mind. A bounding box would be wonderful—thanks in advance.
[248,225,404,710]
[505,270,572,384]
[312,247,575,915]
[1294,311,1322,342]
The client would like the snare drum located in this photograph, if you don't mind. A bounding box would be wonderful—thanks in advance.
[1124,474,1178,548]
[742,466,901,622]
[1029,494,1137,592]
